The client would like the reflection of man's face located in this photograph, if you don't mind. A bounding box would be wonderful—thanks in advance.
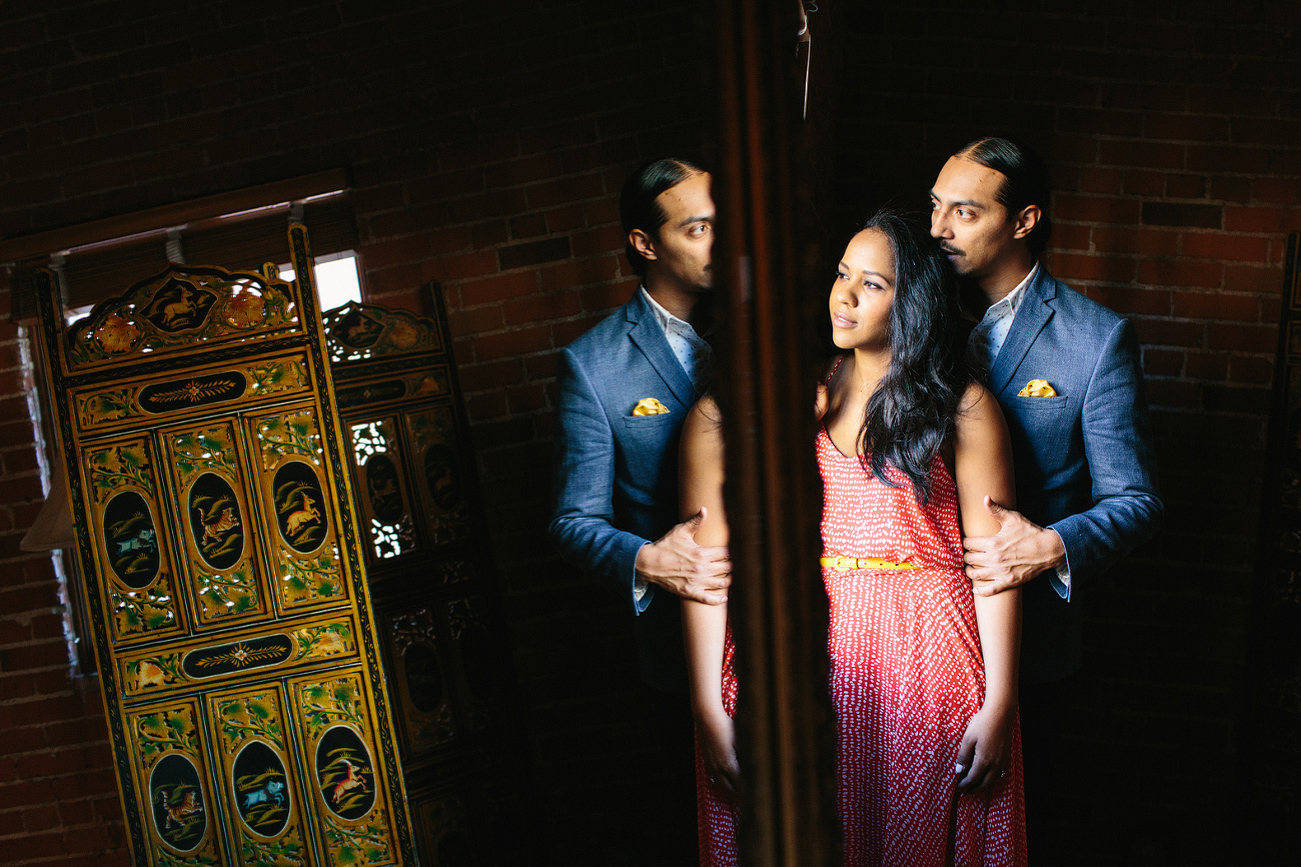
[647,171,715,294]
[929,156,1021,282]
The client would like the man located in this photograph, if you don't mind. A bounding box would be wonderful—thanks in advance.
[550,157,731,860]
[929,138,1162,851]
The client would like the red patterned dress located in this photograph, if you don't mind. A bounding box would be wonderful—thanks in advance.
[819,426,1026,866]
[695,624,739,866]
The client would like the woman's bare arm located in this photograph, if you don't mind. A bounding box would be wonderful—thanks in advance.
[678,397,738,793]
[951,382,1021,792]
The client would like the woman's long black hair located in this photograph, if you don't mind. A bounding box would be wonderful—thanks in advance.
[849,210,971,503]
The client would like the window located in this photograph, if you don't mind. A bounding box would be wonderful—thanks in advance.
[2,172,362,673]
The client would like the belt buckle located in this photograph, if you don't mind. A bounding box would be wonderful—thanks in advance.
[833,556,858,571]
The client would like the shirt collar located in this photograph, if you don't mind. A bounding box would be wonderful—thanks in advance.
[990,263,1038,317]
[640,285,696,336]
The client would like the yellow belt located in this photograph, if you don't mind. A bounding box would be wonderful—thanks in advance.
[820,556,918,571]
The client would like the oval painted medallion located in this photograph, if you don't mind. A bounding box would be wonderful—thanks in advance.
[188,473,244,570]
[364,453,405,524]
[149,754,206,852]
[232,740,291,838]
[422,443,463,512]
[316,725,377,821]
[272,461,328,553]
[103,491,160,589]
[401,642,445,715]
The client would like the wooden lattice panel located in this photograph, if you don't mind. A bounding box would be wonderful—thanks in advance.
[35,225,415,866]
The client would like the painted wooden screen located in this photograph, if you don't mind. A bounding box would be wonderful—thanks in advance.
[32,224,415,867]
[322,287,530,865]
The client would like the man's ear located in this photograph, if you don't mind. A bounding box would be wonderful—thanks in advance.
[629,228,658,261]
[1011,205,1042,240]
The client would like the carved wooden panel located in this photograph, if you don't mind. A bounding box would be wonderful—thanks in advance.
[34,225,415,866]
[323,289,531,863]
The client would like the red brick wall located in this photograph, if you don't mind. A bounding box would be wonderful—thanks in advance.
[834,3,1300,862]
[1,1,1297,864]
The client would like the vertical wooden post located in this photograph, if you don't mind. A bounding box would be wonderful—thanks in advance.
[709,0,838,863]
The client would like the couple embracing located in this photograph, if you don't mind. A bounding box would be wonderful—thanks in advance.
[551,139,1160,866]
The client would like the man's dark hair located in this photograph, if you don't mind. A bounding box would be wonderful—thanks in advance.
[619,158,706,278]
[955,137,1053,260]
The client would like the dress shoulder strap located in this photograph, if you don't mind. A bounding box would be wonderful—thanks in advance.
[825,355,846,385]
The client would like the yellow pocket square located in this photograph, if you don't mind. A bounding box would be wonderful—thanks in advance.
[631,397,670,416]
[1017,379,1057,397]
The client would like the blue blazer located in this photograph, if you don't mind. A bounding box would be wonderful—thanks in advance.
[550,289,699,691]
[989,267,1162,684]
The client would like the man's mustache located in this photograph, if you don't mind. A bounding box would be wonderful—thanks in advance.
[939,243,963,256]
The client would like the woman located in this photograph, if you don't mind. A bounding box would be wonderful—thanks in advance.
[682,211,1025,866]
[680,394,738,867]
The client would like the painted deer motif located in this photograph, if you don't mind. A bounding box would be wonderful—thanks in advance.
[161,286,196,327]
[163,789,203,829]
[285,494,320,536]
[198,506,239,544]
[330,759,366,805]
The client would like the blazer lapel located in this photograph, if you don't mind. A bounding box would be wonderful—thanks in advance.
[989,269,1057,396]
[625,291,696,407]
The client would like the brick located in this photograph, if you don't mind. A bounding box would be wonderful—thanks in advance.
[473,325,553,362]
[1145,379,1199,409]
[1091,226,1179,256]
[1142,202,1221,229]
[1144,112,1230,142]
[1251,178,1299,205]
[506,383,548,414]
[545,204,587,233]
[1223,264,1281,295]
[458,359,526,393]
[501,291,582,326]
[1132,318,1205,348]
[578,282,635,313]
[1165,174,1207,199]
[1050,253,1136,284]
[446,305,505,339]
[524,352,558,382]
[1181,233,1269,263]
[1088,287,1170,317]
[465,392,508,422]
[1224,206,1301,234]
[1172,292,1261,322]
[1137,259,1223,288]
[525,172,606,210]
[1054,194,1141,225]
[537,257,620,293]
[428,250,499,282]
[1122,170,1165,197]
[1229,355,1273,385]
[569,226,626,258]
[1184,353,1229,380]
[1097,139,1185,170]
[497,237,573,270]
[470,220,509,250]
[22,803,59,832]
[1050,224,1090,251]
[1206,323,1276,353]
[458,271,540,306]
[510,214,549,239]
[1202,383,1270,414]
[1185,144,1272,174]
[0,830,63,859]
[447,189,528,222]
[1141,349,1184,377]
[1209,176,1252,204]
